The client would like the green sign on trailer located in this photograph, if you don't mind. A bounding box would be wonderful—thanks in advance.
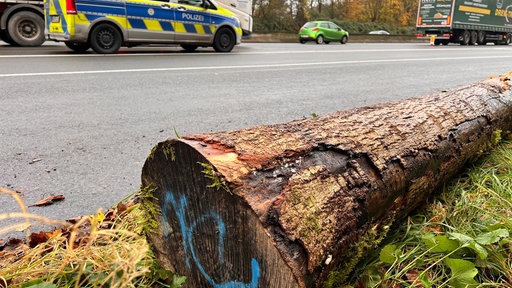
[416,0,512,45]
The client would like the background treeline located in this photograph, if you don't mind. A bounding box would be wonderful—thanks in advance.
[252,0,418,34]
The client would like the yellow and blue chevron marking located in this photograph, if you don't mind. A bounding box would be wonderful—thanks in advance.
[45,0,70,35]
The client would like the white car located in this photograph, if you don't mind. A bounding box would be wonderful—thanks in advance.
[369,30,390,35]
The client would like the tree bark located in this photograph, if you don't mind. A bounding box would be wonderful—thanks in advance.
[141,73,512,288]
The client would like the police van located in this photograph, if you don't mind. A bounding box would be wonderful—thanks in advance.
[44,0,242,53]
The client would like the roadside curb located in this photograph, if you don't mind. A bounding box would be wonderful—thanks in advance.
[244,33,426,43]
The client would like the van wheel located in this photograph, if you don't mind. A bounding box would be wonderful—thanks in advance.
[90,23,122,54]
[213,27,235,52]
[7,11,45,47]
[65,42,90,52]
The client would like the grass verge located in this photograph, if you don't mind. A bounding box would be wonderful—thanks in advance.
[347,139,512,287]
[0,191,184,288]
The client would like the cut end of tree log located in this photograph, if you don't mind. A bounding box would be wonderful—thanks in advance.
[142,140,299,287]
[141,73,512,288]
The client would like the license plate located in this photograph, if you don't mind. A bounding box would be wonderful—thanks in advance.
[51,16,60,23]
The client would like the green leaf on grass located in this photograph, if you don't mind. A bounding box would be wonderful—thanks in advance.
[156,268,175,281]
[171,275,187,288]
[379,244,398,264]
[448,232,488,259]
[475,228,509,245]
[448,232,473,244]
[422,233,459,253]
[468,241,488,259]
[444,258,478,288]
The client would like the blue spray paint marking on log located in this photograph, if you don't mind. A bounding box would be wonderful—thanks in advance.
[162,191,260,288]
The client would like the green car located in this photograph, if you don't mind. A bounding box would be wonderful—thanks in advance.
[299,21,349,44]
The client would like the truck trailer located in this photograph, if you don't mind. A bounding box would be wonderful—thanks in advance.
[0,0,45,46]
[416,0,512,45]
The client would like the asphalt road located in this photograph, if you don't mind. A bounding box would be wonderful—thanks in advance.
[2,41,512,239]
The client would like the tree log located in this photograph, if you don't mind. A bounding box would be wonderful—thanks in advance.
[141,73,512,288]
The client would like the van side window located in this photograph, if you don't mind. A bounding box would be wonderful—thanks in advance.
[178,0,203,6]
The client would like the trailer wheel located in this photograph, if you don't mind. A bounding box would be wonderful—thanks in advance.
[7,11,45,47]
[469,31,477,45]
[477,31,486,45]
[89,23,122,54]
[459,30,470,45]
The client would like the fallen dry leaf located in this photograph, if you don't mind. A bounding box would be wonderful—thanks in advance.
[29,194,65,207]
[28,231,51,248]
[405,269,425,287]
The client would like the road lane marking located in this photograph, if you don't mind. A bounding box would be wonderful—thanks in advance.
[1,55,512,77]
[0,46,511,58]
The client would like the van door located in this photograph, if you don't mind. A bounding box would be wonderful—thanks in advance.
[173,0,212,43]
[46,0,71,37]
[125,0,176,42]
